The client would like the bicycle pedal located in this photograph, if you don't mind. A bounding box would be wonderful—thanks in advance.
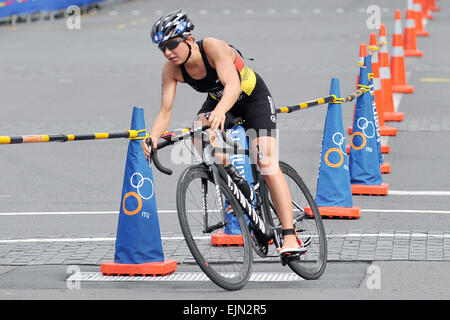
[279,250,306,265]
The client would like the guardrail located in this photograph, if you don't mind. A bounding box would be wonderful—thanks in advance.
[0,0,105,24]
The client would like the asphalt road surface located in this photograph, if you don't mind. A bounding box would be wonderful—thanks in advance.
[0,0,449,303]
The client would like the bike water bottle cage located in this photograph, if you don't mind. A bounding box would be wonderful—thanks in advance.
[225,165,253,200]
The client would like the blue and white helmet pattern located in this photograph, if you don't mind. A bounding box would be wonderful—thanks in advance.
[151,9,194,44]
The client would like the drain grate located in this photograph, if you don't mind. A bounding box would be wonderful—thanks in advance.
[67,272,304,282]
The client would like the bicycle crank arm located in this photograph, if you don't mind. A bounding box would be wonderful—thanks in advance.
[204,221,228,234]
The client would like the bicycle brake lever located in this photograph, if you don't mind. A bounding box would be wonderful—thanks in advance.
[145,137,153,168]
[146,137,173,175]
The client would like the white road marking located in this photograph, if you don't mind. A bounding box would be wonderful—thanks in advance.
[389,190,450,196]
[0,211,120,216]
[67,272,304,282]
[1,205,450,217]
[2,232,449,244]
[0,237,116,243]
[361,209,450,214]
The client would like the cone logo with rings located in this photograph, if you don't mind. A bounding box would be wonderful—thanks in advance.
[350,117,375,151]
[122,172,155,216]
[324,132,346,168]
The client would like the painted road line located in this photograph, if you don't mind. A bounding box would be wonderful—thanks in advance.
[388,190,450,196]
[361,209,450,214]
[2,206,450,216]
[0,211,120,216]
[67,272,304,282]
[421,78,450,82]
[0,237,116,244]
[3,233,450,244]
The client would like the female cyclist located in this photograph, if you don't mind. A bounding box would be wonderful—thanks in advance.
[141,9,306,255]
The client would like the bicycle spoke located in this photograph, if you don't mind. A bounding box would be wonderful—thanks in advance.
[177,166,252,291]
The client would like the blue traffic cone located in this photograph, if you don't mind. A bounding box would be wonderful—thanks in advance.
[211,125,252,246]
[101,106,177,276]
[306,78,360,219]
[349,68,389,195]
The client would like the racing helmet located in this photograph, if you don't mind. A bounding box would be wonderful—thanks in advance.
[151,9,194,44]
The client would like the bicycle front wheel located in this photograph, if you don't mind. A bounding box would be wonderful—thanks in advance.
[263,161,327,280]
[176,165,253,291]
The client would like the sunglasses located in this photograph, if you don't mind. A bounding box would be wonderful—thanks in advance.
[158,39,184,53]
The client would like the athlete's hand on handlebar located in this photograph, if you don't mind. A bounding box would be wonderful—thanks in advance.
[207,110,226,131]
[141,134,158,162]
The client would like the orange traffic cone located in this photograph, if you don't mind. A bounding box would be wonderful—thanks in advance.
[347,43,396,140]
[422,0,433,19]
[347,40,393,154]
[370,33,398,136]
[391,9,415,94]
[378,24,405,122]
[414,0,429,36]
[429,0,440,12]
[404,0,424,57]
[348,43,367,135]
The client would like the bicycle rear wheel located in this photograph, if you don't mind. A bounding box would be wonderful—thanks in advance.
[261,161,327,280]
[176,165,253,291]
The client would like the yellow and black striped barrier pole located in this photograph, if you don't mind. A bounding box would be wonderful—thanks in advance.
[2,40,384,141]
[275,86,369,114]
[0,129,148,145]
[276,41,383,114]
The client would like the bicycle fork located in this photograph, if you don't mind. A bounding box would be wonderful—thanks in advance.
[200,164,229,234]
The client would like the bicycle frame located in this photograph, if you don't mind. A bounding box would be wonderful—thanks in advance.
[150,125,279,247]
[149,120,327,285]
[200,132,279,248]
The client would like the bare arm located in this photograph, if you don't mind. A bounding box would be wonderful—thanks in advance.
[203,38,242,131]
[142,62,177,161]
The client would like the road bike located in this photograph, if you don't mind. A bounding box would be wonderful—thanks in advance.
[147,115,327,291]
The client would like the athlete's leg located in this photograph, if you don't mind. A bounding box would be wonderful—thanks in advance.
[249,135,299,251]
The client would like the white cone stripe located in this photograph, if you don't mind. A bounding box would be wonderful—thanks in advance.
[379,67,391,79]
[391,46,404,57]
[394,20,402,34]
[406,19,416,28]
[373,78,381,90]
[407,0,414,10]
[372,51,378,63]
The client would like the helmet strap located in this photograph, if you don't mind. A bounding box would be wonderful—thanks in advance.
[180,40,192,65]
